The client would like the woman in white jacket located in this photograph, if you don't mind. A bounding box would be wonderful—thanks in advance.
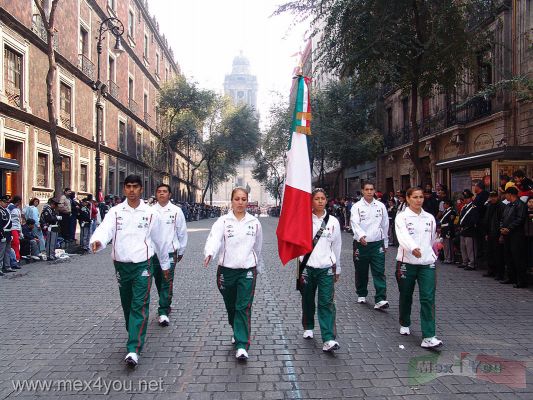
[394,187,443,349]
[203,187,263,360]
[298,188,342,352]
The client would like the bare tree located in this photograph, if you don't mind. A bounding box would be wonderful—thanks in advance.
[34,0,63,197]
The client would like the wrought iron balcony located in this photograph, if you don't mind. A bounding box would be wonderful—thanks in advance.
[144,111,151,125]
[78,54,95,80]
[107,80,119,99]
[128,98,138,115]
[59,109,71,129]
[4,83,21,108]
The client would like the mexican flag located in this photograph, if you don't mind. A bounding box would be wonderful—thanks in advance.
[276,76,313,265]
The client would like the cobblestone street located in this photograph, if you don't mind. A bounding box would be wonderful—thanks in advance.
[0,217,532,399]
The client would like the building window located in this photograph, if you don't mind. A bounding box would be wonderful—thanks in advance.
[108,170,115,194]
[386,108,392,135]
[80,164,88,192]
[402,97,409,128]
[108,56,115,82]
[136,132,142,158]
[119,170,125,188]
[128,77,134,100]
[61,156,71,188]
[175,159,180,177]
[119,120,126,151]
[143,33,148,59]
[79,26,89,57]
[4,46,23,107]
[155,52,160,76]
[165,67,169,82]
[59,82,72,128]
[128,10,135,38]
[37,152,48,187]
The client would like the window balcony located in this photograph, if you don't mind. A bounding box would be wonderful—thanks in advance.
[128,98,138,115]
[59,109,72,129]
[4,83,21,108]
[107,80,119,100]
[144,111,151,125]
[78,54,95,81]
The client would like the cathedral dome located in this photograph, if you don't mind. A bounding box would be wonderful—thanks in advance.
[232,52,251,75]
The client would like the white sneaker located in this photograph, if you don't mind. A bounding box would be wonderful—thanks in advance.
[31,255,41,260]
[303,330,314,339]
[231,336,235,344]
[322,340,340,352]
[124,352,139,367]
[158,315,169,327]
[421,337,443,348]
[357,297,366,304]
[400,326,410,336]
[374,300,389,310]
[235,348,248,360]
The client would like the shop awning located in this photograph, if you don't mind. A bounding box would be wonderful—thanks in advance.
[435,146,533,169]
[0,157,20,171]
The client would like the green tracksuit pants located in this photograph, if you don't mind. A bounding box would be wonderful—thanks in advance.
[299,266,336,342]
[217,266,257,351]
[152,253,176,316]
[353,240,387,302]
[395,262,436,338]
[114,259,152,354]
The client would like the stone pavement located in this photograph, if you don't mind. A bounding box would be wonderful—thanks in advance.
[0,216,532,400]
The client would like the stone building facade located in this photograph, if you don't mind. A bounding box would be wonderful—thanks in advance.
[0,0,202,204]
[377,1,532,196]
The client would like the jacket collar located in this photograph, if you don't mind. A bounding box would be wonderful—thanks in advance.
[227,210,252,223]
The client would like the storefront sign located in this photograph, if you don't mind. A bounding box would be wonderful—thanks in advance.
[443,143,458,159]
[473,133,494,152]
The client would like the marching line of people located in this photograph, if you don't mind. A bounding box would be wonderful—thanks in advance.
[84,174,452,369]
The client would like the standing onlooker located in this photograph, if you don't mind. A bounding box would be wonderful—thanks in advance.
[422,189,439,217]
[57,188,72,241]
[458,190,479,270]
[500,187,528,288]
[24,198,45,253]
[396,191,408,214]
[69,191,80,243]
[526,196,533,275]
[87,195,98,234]
[483,191,505,279]
[0,195,14,275]
[498,175,511,196]
[40,198,60,260]
[387,198,398,246]
[350,182,390,309]
[77,198,92,252]
[439,199,456,264]
[395,187,442,348]
[8,195,23,262]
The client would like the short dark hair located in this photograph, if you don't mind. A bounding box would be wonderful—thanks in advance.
[505,186,519,195]
[312,187,327,197]
[26,218,35,225]
[362,182,375,190]
[11,195,22,204]
[443,199,453,207]
[64,188,71,193]
[124,174,143,187]
[406,187,424,197]
[156,183,171,192]
[513,170,525,178]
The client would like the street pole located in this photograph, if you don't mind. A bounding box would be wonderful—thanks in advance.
[94,17,124,201]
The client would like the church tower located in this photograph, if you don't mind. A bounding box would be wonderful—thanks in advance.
[224,52,258,111]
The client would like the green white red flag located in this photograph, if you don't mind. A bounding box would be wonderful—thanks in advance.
[276,76,313,265]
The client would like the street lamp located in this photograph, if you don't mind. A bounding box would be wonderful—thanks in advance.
[94,17,124,201]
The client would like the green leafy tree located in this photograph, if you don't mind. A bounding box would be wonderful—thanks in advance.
[276,0,492,180]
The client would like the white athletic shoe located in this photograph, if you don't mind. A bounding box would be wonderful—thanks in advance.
[357,297,367,304]
[158,315,169,327]
[303,330,314,339]
[235,348,248,360]
[421,337,443,349]
[322,340,340,352]
[124,352,139,367]
[231,336,235,344]
[400,326,410,336]
[374,300,389,310]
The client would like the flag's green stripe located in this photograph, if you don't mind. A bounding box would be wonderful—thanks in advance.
[288,77,305,150]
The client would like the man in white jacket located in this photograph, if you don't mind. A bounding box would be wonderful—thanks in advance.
[152,184,188,327]
[350,182,390,309]
[90,175,170,367]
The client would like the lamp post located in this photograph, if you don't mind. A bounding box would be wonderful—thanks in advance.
[94,17,124,201]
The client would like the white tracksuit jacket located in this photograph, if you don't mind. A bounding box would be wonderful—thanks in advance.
[395,207,437,265]
[350,198,389,248]
[152,202,188,256]
[298,212,342,274]
[204,211,264,273]
[89,201,170,270]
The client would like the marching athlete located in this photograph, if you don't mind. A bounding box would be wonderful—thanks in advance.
[350,182,390,309]
[152,184,188,326]
[298,188,342,352]
[90,175,170,367]
[203,187,263,360]
[395,187,443,349]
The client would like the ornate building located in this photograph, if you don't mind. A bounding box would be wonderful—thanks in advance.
[0,0,202,203]
[212,52,273,206]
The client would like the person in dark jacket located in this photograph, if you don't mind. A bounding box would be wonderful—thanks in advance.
[439,199,456,264]
[422,190,439,217]
[77,198,92,252]
[500,187,528,288]
[21,218,41,260]
[40,198,60,260]
[458,189,479,270]
[482,191,505,279]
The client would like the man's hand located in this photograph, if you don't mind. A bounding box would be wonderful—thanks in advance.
[412,248,422,258]
[91,241,102,253]
[360,236,368,246]
[335,274,340,283]
[203,255,211,267]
